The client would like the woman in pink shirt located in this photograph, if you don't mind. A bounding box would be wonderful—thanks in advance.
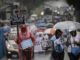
[15,24,35,60]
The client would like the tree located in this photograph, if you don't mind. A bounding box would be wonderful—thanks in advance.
[66,0,80,10]
[0,0,4,6]
[16,0,45,16]
[66,0,80,22]
[44,8,52,15]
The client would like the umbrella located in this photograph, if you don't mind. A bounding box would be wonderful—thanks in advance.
[44,28,51,34]
[36,28,45,32]
[44,28,56,35]
[53,21,80,31]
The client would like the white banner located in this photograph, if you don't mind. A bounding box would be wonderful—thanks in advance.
[34,38,44,53]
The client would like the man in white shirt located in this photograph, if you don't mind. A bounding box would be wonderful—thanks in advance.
[67,30,80,60]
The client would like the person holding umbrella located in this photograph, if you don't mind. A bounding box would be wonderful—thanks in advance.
[15,24,35,60]
[50,29,64,60]
[53,21,80,60]
[67,30,80,60]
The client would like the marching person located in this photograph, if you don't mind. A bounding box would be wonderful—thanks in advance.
[15,24,35,60]
[34,32,44,53]
[3,23,10,41]
[50,29,64,60]
[67,30,80,60]
[41,33,51,54]
[0,20,10,60]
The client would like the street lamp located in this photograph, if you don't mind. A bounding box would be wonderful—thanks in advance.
[41,11,44,16]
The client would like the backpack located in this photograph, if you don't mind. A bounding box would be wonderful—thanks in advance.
[54,37,64,53]
[55,44,63,53]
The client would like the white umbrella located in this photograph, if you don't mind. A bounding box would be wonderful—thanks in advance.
[53,21,80,31]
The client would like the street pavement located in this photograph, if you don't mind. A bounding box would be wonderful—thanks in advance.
[7,51,69,60]
[34,51,69,60]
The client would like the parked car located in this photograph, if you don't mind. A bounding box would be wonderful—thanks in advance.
[6,27,18,58]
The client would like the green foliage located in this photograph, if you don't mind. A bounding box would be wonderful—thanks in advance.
[35,0,44,7]
[17,0,44,9]
[0,0,3,6]
[66,0,80,10]
[66,0,75,5]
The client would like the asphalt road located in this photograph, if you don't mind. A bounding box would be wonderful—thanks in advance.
[7,51,69,60]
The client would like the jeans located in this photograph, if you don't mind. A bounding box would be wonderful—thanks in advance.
[51,50,64,60]
[68,53,80,60]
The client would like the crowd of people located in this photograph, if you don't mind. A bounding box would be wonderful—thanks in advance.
[16,24,80,60]
[0,20,80,60]
[51,29,80,60]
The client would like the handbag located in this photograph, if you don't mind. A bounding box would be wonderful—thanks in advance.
[71,47,80,56]
[55,44,63,53]
[71,36,80,56]
[21,39,33,50]
[54,38,64,53]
